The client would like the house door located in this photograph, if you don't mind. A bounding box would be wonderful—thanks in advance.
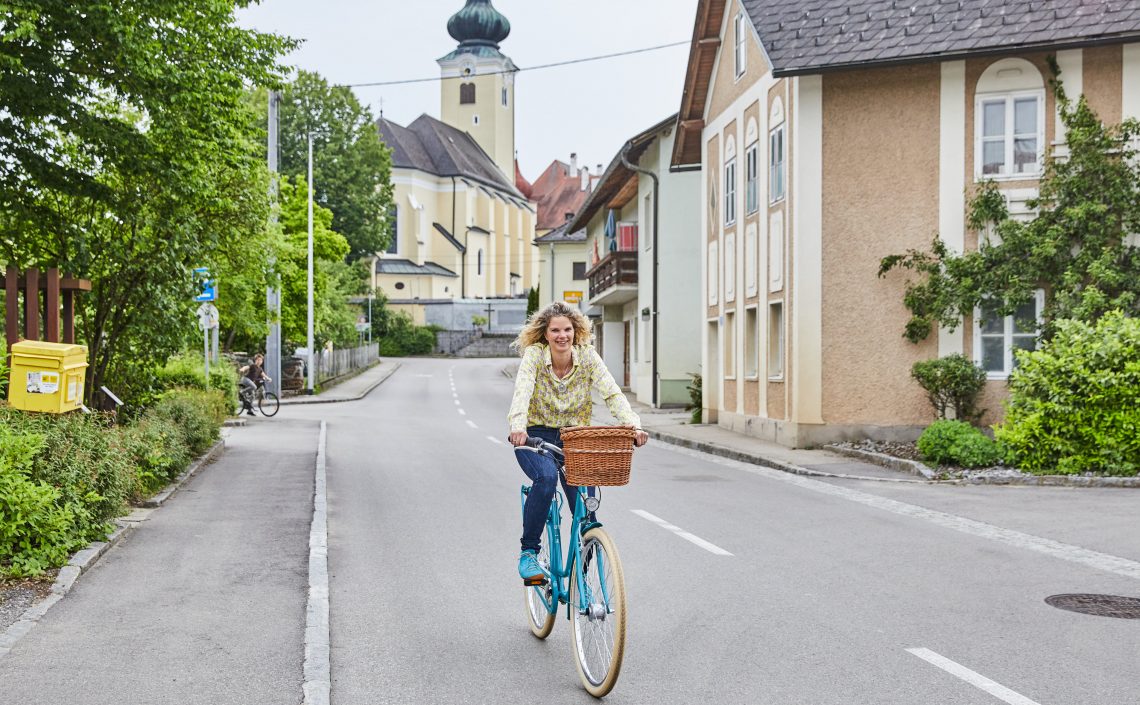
[623,322,631,388]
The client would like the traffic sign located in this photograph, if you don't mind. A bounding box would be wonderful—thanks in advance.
[193,267,217,302]
[196,302,220,331]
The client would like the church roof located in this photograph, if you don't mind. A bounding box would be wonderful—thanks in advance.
[439,0,516,64]
[377,114,523,198]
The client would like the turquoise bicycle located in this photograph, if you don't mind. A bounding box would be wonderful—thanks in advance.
[516,436,628,698]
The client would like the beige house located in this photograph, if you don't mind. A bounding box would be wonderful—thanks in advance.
[569,114,702,406]
[372,0,537,323]
[523,155,597,309]
[672,0,1140,446]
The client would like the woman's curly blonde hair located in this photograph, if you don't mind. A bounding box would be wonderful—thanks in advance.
[511,301,592,354]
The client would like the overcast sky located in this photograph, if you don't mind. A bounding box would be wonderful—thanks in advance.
[236,0,696,181]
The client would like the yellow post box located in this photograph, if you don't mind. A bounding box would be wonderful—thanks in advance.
[7,340,88,413]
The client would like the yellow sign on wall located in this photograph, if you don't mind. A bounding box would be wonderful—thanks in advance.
[563,291,583,304]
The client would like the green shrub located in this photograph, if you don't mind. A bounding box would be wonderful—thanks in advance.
[378,311,437,356]
[0,339,9,398]
[118,418,191,499]
[911,354,987,422]
[685,372,702,424]
[996,312,1140,476]
[148,389,227,456]
[155,352,239,410]
[917,419,1001,468]
[0,427,88,577]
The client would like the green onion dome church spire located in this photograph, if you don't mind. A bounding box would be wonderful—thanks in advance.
[447,0,510,50]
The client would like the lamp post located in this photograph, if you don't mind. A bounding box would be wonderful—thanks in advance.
[306,132,315,393]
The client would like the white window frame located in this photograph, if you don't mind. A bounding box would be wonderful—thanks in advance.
[733,12,747,79]
[769,125,785,204]
[767,301,784,380]
[744,305,759,379]
[973,289,1045,379]
[723,310,736,380]
[745,141,759,214]
[974,90,1045,180]
[724,158,737,226]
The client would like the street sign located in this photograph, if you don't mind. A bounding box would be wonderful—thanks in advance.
[193,267,216,302]
[196,302,219,331]
[563,291,583,304]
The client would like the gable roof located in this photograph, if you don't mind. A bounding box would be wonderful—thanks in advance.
[672,0,1140,168]
[534,222,587,244]
[528,159,593,231]
[377,114,523,198]
[745,0,1140,77]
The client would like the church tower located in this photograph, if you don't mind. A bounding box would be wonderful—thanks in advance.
[437,0,517,179]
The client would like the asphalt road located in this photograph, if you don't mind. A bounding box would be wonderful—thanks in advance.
[2,357,1137,705]
[298,357,1140,705]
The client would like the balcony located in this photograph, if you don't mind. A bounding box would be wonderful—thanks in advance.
[586,251,638,306]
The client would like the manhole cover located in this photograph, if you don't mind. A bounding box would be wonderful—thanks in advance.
[1045,594,1140,619]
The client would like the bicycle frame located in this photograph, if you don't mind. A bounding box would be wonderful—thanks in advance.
[519,479,613,622]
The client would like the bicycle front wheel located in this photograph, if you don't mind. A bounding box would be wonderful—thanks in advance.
[524,521,556,639]
[569,527,627,698]
[258,391,280,417]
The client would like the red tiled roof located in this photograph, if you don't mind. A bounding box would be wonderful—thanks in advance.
[514,159,533,199]
[529,159,593,231]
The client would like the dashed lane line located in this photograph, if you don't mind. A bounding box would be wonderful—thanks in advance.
[907,648,1043,705]
[466,420,478,429]
[631,509,733,556]
[458,409,466,416]
[486,436,505,445]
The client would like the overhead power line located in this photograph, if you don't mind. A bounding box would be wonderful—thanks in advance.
[343,40,689,89]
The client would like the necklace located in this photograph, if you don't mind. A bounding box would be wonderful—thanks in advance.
[552,360,572,379]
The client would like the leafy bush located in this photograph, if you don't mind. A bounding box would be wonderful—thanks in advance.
[378,311,436,356]
[0,428,87,577]
[996,312,1140,476]
[0,339,9,398]
[148,389,227,456]
[118,418,191,499]
[685,372,702,424]
[154,352,239,410]
[911,354,987,422]
[917,419,1001,468]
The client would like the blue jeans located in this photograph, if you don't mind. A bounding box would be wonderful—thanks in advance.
[516,426,593,553]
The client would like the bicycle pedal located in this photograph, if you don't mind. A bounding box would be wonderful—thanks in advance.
[522,575,548,586]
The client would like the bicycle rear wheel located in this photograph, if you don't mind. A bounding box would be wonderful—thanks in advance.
[569,527,626,698]
[524,522,556,639]
[258,390,280,417]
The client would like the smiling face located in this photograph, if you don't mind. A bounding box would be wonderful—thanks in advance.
[544,316,575,354]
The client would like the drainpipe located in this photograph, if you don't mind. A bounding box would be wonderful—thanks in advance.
[620,141,660,408]
[452,176,461,298]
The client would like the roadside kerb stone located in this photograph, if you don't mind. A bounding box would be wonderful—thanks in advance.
[142,438,226,508]
[646,429,925,484]
[281,361,401,406]
[825,444,937,480]
[825,443,1140,488]
[302,420,331,705]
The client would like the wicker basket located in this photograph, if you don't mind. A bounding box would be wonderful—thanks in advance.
[559,425,637,486]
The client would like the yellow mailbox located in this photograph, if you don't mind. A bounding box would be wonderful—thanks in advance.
[8,340,88,413]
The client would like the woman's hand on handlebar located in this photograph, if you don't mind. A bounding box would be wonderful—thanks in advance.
[509,430,529,447]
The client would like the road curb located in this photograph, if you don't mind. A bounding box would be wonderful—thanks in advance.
[142,438,226,508]
[646,429,925,484]
[302,421,331,705]
[281,362,401,406]
[824,444,937,480]
[1,438,228,658]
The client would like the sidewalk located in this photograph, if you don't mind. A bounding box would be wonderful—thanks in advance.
[280,359,401,405]
[604,396,922,483]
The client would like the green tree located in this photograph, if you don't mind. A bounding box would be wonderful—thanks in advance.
[878,58,1140,343]
[277,71,394,261]
[0,2,294,403]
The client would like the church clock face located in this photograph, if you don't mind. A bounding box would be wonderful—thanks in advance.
[459,58,476,77]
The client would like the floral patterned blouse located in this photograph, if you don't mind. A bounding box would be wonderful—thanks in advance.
[508,344,641,432]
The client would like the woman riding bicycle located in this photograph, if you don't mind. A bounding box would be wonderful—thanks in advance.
[238,353,271,416]
[508,301,648,584]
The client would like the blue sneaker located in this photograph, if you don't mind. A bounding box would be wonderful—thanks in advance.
[518,550,546,585]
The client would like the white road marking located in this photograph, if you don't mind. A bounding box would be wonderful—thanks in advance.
[413,374,433,378]
[659,444,1140,581]
[466,420,478,429]
[486,436,505,445]
[303,421,331,705]
[457,409,466,415]
[631,509,733,556]
[454,400,460,406]
[907,648,1043,705]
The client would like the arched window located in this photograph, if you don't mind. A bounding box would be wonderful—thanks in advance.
[460,83,476,105]
[768,98,786,204]
[975,58,1045,178]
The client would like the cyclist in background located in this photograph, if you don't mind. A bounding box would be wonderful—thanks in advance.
[238,353,270,417]
[507,301,648,584]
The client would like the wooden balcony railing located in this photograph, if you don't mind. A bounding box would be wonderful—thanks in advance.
[586,251,638,300]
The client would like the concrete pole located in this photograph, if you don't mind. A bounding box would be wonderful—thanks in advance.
[307,133,315,392]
